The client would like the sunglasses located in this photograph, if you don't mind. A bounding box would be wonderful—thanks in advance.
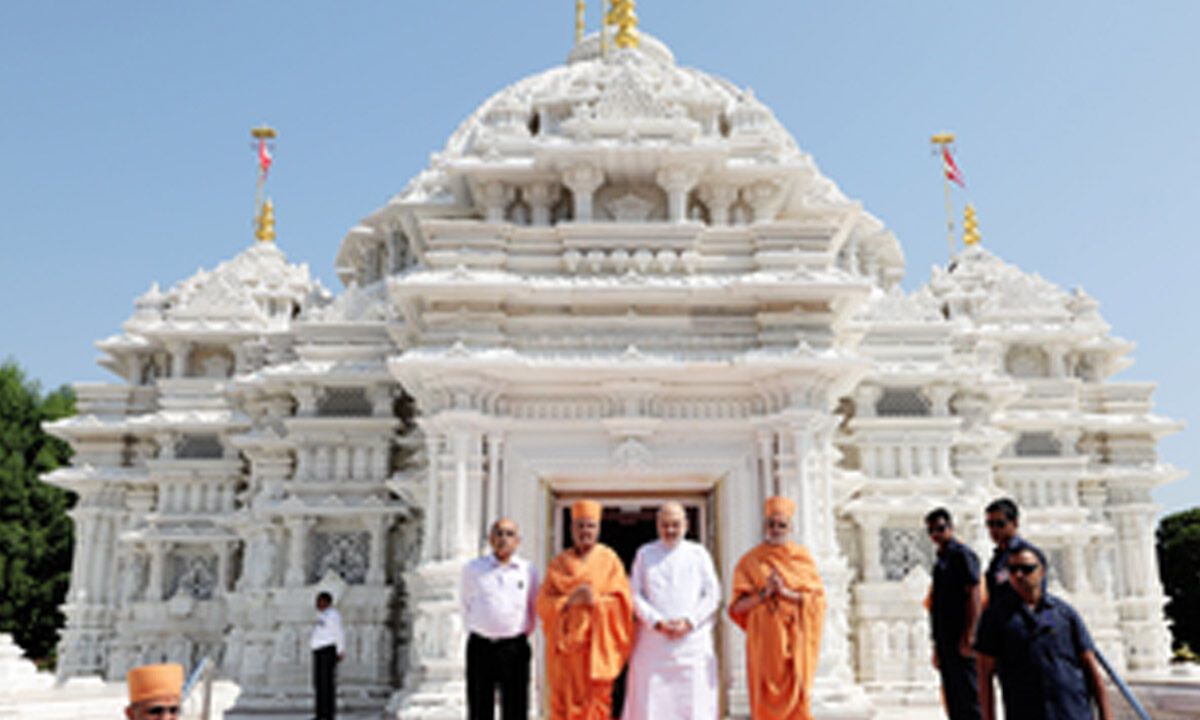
[926,524,948,535]
[766,521,789,529]
[145,706,180,717]
[1006,562,1040,576]
[986,519,1010,529]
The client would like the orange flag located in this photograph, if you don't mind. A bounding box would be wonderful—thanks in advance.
[537,543,633,720]
[730,541,826,720]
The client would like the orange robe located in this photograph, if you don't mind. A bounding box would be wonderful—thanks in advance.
[537,543,634,720]
[730,541,826,720]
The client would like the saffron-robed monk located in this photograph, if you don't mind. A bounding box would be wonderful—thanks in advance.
[729,495,826,720]
[536,500,634,720]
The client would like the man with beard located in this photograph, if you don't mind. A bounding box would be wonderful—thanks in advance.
[729,496,825,720]
[622,501,720,720]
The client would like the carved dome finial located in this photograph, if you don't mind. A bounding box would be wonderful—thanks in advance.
[608,0,639,49]
[256,198,276,243]
[963,203,980,246]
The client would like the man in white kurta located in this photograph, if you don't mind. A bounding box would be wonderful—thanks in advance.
[621,502,721,720]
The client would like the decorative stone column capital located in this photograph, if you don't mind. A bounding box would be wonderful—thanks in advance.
[742,179,782,221]
[523,181,561,207]
[561,164,604,222]
[698,183,738,224]
[561,164,604,194]
[474,180,514,223]
[523,181,561,226]
[654,165,702,193]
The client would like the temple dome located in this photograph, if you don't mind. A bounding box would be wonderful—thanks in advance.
[395,32,817,206]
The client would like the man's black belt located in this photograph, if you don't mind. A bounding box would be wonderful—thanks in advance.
[468,632,526,645]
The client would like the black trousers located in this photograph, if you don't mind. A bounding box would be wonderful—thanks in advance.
[466,632,531,720]
[313,644,337,720]
[937,644,981,720]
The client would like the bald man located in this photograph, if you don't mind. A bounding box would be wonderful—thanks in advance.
[461,518,539,720]
[622,502,720,720]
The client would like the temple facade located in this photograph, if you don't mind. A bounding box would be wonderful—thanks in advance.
[43,25,1181,719]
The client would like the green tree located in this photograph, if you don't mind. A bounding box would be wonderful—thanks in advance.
[1157,507,1200,652]
[0,360,75,660]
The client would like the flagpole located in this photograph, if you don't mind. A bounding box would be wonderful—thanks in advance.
[932,132,957,263]
[251,125,276,225]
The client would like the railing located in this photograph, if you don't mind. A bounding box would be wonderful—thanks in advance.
[181,655,214,720]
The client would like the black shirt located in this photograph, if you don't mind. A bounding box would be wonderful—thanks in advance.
[930,537,981,647]
[985,535,1031,605]
[975,592,1096,720]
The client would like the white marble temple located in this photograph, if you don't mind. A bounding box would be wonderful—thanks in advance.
[37,24,1185,720]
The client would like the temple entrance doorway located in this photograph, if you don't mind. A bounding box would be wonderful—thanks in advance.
[550,492,715,717]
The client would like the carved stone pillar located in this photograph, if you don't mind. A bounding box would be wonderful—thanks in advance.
[155,432,175,460]
[655,165,701,223]
[147,542,171,601]
[365,515,389,585]
[284,517,314,586]
[854,385,882,418]
[926,383,955,418]
[294,386,319,417]
[756,428,775,501]
[860,516,884,582]
[421,433,443,563]
[698,183,738,225]
[370,384,395,417]
[524,182,560,226]
[167,341,190,378]
[476,181,513,223]
[561,164,604,221]
[485,432,505,525]
[743,180,781,223]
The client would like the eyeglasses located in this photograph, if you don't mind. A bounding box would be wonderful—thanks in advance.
[492,529,518,537]
[145,706,180,717]
[986,519,1010,529]
[926,524,948,535]
[1006,562,1039,576]
[766,521,789,529]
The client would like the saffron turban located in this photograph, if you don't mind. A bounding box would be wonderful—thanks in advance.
[127,663,183,703]
[571,500,603,522]
[764,495,796,520]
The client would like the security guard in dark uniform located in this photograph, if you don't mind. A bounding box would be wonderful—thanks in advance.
[974,544,1112,720]
[926,508,982,720]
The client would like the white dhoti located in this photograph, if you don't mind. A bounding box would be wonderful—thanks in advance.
[621,539,721,720]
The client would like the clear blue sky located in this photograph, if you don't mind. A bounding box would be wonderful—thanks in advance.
[2,2,1196,514]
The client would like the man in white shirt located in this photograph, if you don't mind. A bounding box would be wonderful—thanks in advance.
[460,517,539,720]
[622,502,721,720]
[309,591,345,720]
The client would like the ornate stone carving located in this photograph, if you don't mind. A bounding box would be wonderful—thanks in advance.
[311,531,370,585]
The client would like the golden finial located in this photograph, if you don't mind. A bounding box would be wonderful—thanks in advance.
[963,203,980,246]
[255,198,276,242]
[576,0,585,44]
[609,0,639,49]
